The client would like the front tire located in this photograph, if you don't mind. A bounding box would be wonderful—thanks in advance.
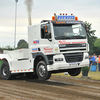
[0,61,12,80]
[36,61,51,80]
[68,68,81,76]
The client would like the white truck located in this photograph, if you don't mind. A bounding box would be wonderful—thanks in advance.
[0,13,89,80]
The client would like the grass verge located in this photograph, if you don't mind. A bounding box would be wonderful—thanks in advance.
[53,71,100,80]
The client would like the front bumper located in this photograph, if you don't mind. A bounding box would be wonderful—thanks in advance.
[47,53,89,71]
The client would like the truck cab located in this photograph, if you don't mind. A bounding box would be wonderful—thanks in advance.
[28,13,89,80]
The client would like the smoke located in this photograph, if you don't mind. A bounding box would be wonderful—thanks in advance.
[24,0,33,17]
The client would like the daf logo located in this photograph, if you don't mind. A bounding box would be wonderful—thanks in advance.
[82,43,86,46]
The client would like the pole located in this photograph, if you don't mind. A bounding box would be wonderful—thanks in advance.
[15,0,18,3]
[14,0,18,49]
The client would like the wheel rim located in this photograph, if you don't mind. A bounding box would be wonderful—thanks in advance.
[3,66,8,76]
[38,65,46,77]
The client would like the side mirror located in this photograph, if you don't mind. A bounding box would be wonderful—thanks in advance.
[84,25,89,33]
[44,26,52,41]
[44,33,49,38]
[44,26,48,34]
[44,32,52,41]
[86,27,89,33]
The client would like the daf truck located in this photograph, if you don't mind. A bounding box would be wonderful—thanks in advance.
[0,13,89,80]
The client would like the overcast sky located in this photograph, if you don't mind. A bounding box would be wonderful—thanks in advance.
[0,0,100,47]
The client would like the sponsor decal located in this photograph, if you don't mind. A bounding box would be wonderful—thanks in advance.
[19,49,23,52]
[32,48,38,52]
[33,40,39,44]
[44,47,53,53]
[59,40,85,44]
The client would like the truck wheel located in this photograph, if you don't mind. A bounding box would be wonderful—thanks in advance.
[68,68,81,76]
[36,61,51,80]
[0,61,12,80]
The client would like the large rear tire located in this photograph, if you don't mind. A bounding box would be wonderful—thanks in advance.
[36,61,51,80]
[0,61,12,80]
[68,68,81,76]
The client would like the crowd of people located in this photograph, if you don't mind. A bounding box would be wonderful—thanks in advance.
[89,53,100,71]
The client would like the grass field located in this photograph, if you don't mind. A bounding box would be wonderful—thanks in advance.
[53,71,100,80]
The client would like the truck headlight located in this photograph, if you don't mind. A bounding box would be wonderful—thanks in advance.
[55,58,63,61]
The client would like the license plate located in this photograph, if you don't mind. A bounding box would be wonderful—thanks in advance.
[69,63,78,66]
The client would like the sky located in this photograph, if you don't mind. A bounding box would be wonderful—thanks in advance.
[0,0,100,47]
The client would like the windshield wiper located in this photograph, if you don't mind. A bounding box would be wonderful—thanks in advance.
[55,36,71,39]
[70,36,86,39]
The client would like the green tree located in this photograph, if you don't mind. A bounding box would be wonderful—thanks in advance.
[17,39,28,49]
[0,46,14,51]
[84,22,97,55]
[94,38,100,55]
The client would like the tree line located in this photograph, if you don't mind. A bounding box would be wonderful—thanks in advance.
[0,39,28,53]
[0,21,100,55]
[85,22,99,55]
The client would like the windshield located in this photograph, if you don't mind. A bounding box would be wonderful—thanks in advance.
[53,24,87,40]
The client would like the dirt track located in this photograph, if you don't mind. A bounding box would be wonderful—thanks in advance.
[0,75,100,100]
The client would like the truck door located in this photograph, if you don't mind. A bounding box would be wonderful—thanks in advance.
[40,24,54,54]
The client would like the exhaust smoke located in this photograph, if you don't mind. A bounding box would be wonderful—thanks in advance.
[24,0,33,25]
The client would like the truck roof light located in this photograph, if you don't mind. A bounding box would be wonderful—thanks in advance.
[71,13,73,15]
[66,13,67,15]
[60,13,62,15]
[52,16,55,21]
[63,13,65,15]
[55,21,66,24]
[75,17,78,21]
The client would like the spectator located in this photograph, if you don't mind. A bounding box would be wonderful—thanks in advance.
[98,55,100,71]
[90,55,96,65]
[93,53,97,62]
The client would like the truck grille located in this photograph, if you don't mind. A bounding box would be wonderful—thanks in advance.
[63,52,83,63]
[60,48,86,52]
[59,43,86,48]
[59,43,86,53]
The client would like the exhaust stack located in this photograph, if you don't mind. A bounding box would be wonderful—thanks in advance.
[24,0,33,25]
[28,16,32,25]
